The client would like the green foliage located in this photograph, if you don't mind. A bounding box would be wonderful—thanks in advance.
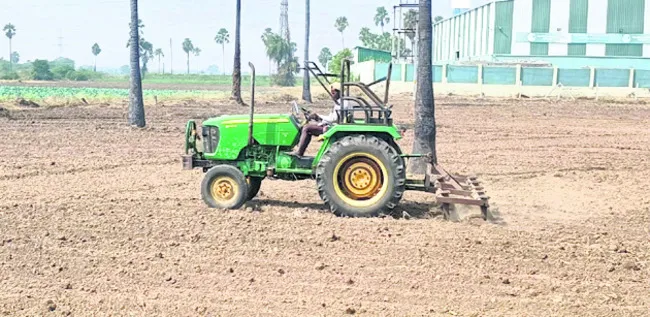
[261,28,299,86]
[95,73,285,86]
[335,17,348,33]
[31,60,54,80]
[404,10,418,42]
[3,23,16,39]
[434,16,444,23]
[92,43,102,56]
[328,49,353,78]
[0,86,227,102]
[374,7,390,31]
[10,52,19,64]
[359,28,410,57]
[214,28,230,45]
[52,64,75,80]
[50,57,75,69]
[182,38,195,54]
[318,47,333,68]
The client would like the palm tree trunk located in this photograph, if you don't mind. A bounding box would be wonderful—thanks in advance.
[158,56,161,74]
[94,55,97,72]
[128,0,146,128]
[408,0,435,173]
[222,44,225,75]
[302,0,312,103]
[231,0,243,104]
[341,33,344,49]
[8,39,12,70]
[187,52,190,74]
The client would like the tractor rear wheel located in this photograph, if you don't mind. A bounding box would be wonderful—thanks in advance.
[201,165,249,209]
[316,135,406,217]
[246,177,263,201]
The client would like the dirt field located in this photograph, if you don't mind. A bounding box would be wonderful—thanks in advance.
[1,95,649,316]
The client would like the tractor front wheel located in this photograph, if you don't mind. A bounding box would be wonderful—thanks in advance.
[316,135,406,217]
[201,165,249,209]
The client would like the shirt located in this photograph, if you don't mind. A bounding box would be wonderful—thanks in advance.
[319,99,351,125]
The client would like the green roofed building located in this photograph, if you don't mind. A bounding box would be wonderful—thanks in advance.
[353,46,392,64]
[433,0,650,69]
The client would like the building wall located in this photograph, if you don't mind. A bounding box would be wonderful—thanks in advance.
[433,1,499,62]
[512,0,649,57]
[433,0,650,62]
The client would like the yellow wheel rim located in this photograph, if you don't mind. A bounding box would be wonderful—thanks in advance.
[210,176,239,205]
[333,152,389,208]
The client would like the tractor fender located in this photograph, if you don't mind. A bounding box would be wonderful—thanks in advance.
[313,128,404,167]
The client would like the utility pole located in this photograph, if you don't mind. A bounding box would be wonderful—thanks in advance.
[57,29,64,58]
[279,0,290,42]
[393,0,419,100]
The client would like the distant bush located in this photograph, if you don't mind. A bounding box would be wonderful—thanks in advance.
[0,71,19,80]
[31,60,54,81]
[52,64,75,80]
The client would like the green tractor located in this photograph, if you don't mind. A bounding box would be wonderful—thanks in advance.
[182,61,489,219]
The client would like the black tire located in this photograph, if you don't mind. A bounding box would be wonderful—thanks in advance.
[315,134,406,217]
[246,177,263,201]
[201,165,249,209]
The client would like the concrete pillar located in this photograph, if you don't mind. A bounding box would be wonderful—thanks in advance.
[629,69,635,88]
[586,0,608,56]
[552,67,559,86]
[549,0,570,56]
[478,64,484,85]
[589,67,596,88]
[515,64,522,86]
[511,0,532,55]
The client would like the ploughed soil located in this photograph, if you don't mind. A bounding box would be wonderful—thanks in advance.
[1,94,649,316]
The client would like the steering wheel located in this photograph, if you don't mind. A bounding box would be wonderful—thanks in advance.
[291,101,310,124]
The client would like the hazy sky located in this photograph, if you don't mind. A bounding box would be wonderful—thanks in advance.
[0,0,488,74]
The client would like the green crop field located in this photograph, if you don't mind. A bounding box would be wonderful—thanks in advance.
[0,86,229,103]
[97,73,299,87]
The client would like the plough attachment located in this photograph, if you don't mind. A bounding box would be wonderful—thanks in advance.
[404,155,490,220]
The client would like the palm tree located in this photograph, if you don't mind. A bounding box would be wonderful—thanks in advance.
[374,7,390,33]
[335,17,348,49]
[128,0,145,128]
[4,24,16,69]
[318,47,332,69]
[231,0,243,104]
[302,0,312,103]
[434,16,444,23]
[404,9,418,57]
[92,43,102,72]
[140,40,153,77]
[409,0,435,173]
[154,49,164,74]
[261,28,274,75]
[182,38,195,74]
[214,28,230,75]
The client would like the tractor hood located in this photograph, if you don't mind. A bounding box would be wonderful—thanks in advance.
[202,114,295,127]
[200,114,300,160]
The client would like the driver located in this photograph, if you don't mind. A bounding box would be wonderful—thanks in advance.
[288,87,350,157]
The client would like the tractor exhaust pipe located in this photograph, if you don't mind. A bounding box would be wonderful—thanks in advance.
[248,62,255,146]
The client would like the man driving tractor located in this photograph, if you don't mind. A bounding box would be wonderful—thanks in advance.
[288,87,350,157]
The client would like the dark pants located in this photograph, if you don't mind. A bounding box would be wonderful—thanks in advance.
[295,123,325,156]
